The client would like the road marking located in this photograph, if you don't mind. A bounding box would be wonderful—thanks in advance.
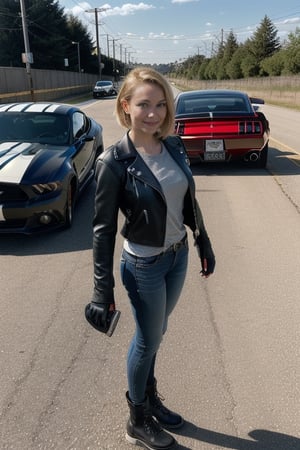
[269,137,300,168]
[270,137,299,155]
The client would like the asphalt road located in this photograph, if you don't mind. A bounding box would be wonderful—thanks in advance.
[0,97,300,450]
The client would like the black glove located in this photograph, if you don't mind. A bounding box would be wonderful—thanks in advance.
[195,233,216,276]
[85,302,121,337]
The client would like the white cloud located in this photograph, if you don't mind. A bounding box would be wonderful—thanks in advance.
[100,3,155,16]
[65,2,155,17]
[171,0,200,3]
[276,17,300,26]
[65,2,90,15]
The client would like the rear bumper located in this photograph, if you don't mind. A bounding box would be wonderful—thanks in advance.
[182,136,268,162]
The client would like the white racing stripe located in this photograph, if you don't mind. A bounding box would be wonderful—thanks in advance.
[0,206,5,221]
[0,104,16,112]
[0,103,61,113]
[0,142,35,183]
[4,103,32,112]
[44,104,61,112]
[0,142,31,163]
[26,103,60,112]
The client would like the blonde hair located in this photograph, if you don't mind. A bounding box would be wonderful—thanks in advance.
[115,67,175,139]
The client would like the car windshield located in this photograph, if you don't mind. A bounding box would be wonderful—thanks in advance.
[176,94,251,114]
[0,112,70,145]
[96,81,112,87]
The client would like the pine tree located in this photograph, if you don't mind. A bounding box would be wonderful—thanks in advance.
[248,15,280,75]
[0,0,24,67]
[0,0,96,72]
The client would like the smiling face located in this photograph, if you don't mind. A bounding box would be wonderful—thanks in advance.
[121,82,167,139]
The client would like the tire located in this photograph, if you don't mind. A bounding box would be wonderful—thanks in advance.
[258,144,268,168]
[64,183,74,228]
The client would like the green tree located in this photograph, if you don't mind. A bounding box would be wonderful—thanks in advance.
[198,58,210,80]
[65,14,97,73]
[204,56,218,80]
[225,45,245,79]
[247,15,280,75]
[189,54,205,79]
[283,27,300,74]
[260,51,285,76]
[217,30,239,79]
[0,0,98,72]
[27,0,70,70]
[0,0,24,67]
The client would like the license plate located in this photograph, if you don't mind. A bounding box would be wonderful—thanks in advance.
[205,139,224,152]
[204,151,225,161]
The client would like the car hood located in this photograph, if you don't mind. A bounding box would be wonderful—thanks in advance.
[0,141,70,184]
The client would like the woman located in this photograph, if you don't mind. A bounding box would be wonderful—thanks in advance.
[85,67,215,450]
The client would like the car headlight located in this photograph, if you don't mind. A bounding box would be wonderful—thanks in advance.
[32,181,62,195]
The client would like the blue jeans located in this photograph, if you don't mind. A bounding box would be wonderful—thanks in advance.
[120,241,188,404]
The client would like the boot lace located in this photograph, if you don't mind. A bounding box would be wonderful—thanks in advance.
[151,390,169,413]
[144,415,162,435]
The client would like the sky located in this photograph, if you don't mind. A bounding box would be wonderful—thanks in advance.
[57,0,300,65]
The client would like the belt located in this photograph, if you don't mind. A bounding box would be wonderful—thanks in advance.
[165,234,188,253]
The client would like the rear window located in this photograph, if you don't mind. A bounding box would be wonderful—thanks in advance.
[177,96,249,114]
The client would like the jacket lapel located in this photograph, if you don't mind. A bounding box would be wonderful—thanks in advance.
[114,133,163,193]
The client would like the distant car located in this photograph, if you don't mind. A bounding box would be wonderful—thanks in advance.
[174,89,270,167]
[0,102,103,234]
[93,80,118,98]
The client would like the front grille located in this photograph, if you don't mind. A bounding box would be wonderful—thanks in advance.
[0,218,27,229]
[0,183,28,202]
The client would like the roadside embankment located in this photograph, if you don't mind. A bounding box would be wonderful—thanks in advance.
[169,76,300,110]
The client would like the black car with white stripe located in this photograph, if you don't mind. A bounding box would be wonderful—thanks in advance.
[0,102,103,234]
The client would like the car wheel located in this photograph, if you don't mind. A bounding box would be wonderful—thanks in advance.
[258,144,268,168]
[64,183,74,228]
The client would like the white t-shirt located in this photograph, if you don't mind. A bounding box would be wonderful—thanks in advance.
[124,144,188,257]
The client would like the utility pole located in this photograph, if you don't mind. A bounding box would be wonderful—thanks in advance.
[106,34,110,58]
[20,0,34,101]
[86,7,108,79]
[112,38,120,80]
[72,41,81,73]
[124,47,132,75]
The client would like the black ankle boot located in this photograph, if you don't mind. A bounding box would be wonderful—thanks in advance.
[125,391,175,449]
[146,380,184,429]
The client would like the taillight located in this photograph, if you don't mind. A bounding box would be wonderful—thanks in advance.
[239,121,262,134]
[175,122,185,135]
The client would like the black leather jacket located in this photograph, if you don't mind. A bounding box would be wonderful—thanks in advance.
[92,133,214,303]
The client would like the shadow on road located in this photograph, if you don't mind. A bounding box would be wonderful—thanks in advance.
[0,182,95,256]
[191,145,300,178]
[173,421,300,450]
